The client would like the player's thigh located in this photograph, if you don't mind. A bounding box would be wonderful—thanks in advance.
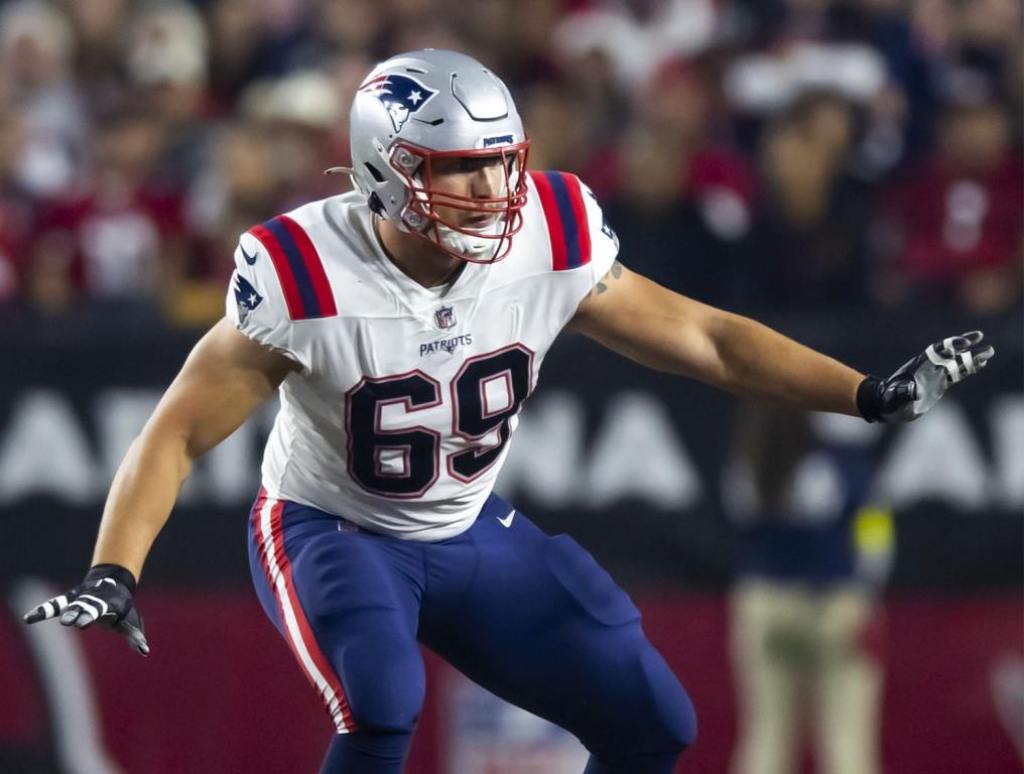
[249,503,426,731]
[423,518,695,755]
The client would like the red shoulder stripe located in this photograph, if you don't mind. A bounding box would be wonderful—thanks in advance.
[529,170,569,271]
[248,216,337,320]
[558,172,592,269]
[279,215,337,318]
[248,222,305,321]
[529,170,592,271]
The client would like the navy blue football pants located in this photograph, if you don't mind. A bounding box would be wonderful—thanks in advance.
[248,490,696,773]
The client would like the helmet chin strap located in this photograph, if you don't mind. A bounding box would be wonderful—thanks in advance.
[435,219,503,262]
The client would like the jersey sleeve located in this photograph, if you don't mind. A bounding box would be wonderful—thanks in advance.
[225,214,339,372]
[528,170,620,305]
[225,232,309,371]
[579,178,619,283]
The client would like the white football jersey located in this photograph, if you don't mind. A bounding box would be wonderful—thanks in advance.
[225,171,617,540]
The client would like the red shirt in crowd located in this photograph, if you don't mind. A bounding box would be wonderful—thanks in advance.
[889,152,1022,285]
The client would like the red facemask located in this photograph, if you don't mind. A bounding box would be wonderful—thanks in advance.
[389,139,531,264]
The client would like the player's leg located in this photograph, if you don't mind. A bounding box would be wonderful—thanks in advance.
[247,491,426,773]
[728,580,805,774]
[813,586,882,774]
[419,496,696,774]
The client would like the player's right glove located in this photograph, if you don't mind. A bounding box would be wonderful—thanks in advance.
[856,330,995,423]
[23,564,150,655]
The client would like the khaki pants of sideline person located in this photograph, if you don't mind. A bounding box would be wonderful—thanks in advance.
[730,580,883,774]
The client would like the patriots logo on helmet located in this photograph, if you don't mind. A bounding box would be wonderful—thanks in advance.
[359,74,438,133]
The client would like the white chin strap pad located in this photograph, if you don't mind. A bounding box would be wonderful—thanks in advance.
[437,221,502,261]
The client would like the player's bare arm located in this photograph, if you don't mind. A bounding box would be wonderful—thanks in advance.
[570,262,994,420]
[91,318,297,576]
[24,318,297,651]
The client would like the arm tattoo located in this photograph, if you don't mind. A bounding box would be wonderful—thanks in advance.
[592,260,624,296]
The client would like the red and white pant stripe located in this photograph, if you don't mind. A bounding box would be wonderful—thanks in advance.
[251,490,355,733]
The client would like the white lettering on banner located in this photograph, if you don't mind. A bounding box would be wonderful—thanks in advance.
[93,389,253,506]
[0,391,97,504]
[876,402,990,509]
[991,396,1024,509]
[722,455,849,526]
[811,411,884,444]
[0,387,1021,513]
[790,452,844,524]
[95,390,160,486]
[172,400,271,505]
[92,387,206,509]
[584,392,702,509]
[206,422,260,504]
[496,391,585,508]
[0,388,266,507]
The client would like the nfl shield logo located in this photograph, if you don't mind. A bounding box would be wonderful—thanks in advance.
[435,306,456,329]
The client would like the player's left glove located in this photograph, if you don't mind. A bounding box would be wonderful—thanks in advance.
[856,330,995,423]
[22,564,150,655]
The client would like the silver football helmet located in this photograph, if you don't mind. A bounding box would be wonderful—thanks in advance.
[347,49,530,263]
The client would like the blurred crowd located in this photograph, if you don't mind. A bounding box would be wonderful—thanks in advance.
[0,0,1020,326]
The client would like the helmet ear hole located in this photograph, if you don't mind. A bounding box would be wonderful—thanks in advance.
[364,163,386,183]
[368,192,386,216]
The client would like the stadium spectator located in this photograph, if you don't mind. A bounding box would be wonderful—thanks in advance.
[725,403,890,774]
[0,0,1017,325]
[125,1,214,190]
[0,111,33,303]
[0,0,87,199]
[282,0,388,73]
[741,91,872,311]
[62,0,132,119]
[595,62,752,306]
[178,121,279,324]
[555,0,717,90]
[239,69,348,211]
[873,67,1023,313]
[27,112,186,312]
[204,0,276,111]
[519,78,597,174]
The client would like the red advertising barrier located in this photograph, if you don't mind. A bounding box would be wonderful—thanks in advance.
[3,589,1021,773]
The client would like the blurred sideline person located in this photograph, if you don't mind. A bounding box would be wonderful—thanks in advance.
[24,50,992,774]
[727,405,891,774]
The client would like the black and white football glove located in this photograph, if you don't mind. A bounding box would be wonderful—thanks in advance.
[23,564,150,655]
[857,330,995,423]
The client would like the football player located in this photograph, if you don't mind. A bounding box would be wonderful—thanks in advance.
[24,50,994,774]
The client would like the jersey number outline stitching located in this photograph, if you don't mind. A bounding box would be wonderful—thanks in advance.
[345,370,443,498]
[345,344,534,498]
